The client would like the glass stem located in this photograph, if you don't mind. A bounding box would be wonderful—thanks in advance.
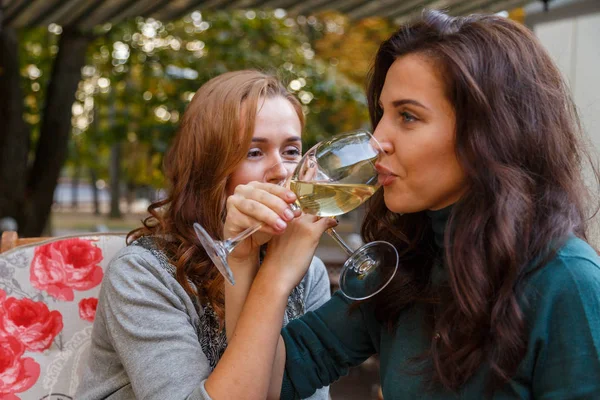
[223,222,264,253]
[326,228,355,256]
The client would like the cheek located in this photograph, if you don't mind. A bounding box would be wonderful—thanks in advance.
[226,164,263,196]
[417,151,467,207]
[415,149,463,189]
[389,143,466,209]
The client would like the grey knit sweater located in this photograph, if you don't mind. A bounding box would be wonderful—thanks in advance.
[76,238,331,400]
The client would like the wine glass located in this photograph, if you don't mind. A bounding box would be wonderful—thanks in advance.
[290,129,398,300]
[193,161,297,286]
[195,130,398,299]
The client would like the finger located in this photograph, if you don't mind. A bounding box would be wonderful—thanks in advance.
[294,212,320,223]
[245,181,297,203]
[292,206,302,218]
[235,184,296,222]
[232,197,288,232]
[226,208,282,237]
[316,216,339,231]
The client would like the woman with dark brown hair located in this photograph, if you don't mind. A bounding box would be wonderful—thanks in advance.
[222,9,600,399]
[76,70,335,400]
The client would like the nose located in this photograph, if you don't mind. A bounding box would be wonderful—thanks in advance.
[373,122,393,156]
[265,161,291,185]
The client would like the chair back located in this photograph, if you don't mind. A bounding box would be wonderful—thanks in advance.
[0,231,127,400]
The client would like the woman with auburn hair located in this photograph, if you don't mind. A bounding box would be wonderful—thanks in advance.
[221,9,600,399]
[76,70,334,400]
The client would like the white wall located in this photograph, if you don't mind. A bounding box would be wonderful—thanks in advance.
[527,0,600,246]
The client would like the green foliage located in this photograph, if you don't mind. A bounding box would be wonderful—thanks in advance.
[19,10,372,189]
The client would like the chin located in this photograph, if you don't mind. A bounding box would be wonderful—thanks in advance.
[383,191,419,214]
[383,193,412,214]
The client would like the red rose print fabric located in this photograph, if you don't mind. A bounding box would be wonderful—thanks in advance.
[0,335,41,400]
[78,298,98,322]
[29,238,104,301]
[0,294,63,352]
[0,235,113,399]
[0,289,61,399]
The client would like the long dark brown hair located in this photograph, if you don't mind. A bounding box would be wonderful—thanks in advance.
[362,10,598,393]
[128,70,304,320]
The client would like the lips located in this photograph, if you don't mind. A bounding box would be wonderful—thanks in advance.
[375,163,397,186]
[378,174,396,186]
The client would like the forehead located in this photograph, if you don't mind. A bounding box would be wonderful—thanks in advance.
[253,96,302,140]
[380,54,447,102]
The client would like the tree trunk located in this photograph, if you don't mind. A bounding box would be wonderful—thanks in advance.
[20,29,92,237]
[109,143,122,219]
[90,168,100,216]
[0,28,30,232]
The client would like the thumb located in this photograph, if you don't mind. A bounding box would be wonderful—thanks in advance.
[317,216,339,231]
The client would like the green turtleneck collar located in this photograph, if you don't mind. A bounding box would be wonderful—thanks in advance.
[426,204,453,249]
[425,204,453,286]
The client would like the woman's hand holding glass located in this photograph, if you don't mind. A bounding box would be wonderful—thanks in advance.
[222,174,336,290]
[261,214,337,290]
[223,180,300,263]
[194,161,300,285]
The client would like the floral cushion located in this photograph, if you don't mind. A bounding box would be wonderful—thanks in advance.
[0,233,126,400]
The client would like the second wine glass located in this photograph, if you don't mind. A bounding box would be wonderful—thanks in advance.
[290,129,398,300]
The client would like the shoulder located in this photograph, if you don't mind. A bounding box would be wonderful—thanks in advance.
[528,236,600,288]
[524,236,600,309]
[103,244,194,308]
[302,256,329,288]
[106,244,173,283]
[307,256,328,278]
[301,256,332,311]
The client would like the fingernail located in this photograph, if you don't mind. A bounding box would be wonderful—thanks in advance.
[286,191,296,201]
[276,219,287,230]
[283,209,294,220]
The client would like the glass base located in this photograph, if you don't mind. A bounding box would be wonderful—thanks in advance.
[339,241,398,300]
[193,223,235,285]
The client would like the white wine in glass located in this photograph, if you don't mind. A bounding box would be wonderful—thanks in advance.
[289,181,378,217]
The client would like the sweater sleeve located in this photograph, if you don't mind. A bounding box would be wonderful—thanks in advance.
[303,257,331,312]
[280,291,377,399]
[89,249,214,400]
[528,254,600,399]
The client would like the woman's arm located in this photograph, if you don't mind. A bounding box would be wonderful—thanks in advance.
[224,254,260,342]
[222,181,300,342]
[280,292,378,399]
[207,214,337,399]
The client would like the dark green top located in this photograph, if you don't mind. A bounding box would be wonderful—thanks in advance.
[281,208,600,399]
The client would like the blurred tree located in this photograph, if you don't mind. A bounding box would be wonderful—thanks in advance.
[81,10,370,207]
[3,9,372,234]
[308,11,396,88]
[1,25,92,236]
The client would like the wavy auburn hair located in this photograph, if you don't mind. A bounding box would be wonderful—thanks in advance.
[362,10,598,393]
[129,70,304,320]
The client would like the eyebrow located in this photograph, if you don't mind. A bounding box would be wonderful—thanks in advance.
[379,99,430,111]
[251,136,302,143]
